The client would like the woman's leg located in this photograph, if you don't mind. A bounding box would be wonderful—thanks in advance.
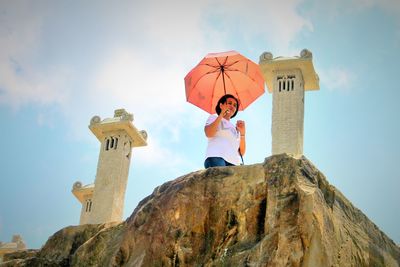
[204,157,227,168]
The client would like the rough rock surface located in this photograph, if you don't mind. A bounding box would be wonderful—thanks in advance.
[2,249,38,263]
[2,154,400,266]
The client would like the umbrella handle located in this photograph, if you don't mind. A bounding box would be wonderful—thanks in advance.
[239,150,244,165]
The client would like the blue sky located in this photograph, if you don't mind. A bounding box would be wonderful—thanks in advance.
[0,0,399,249]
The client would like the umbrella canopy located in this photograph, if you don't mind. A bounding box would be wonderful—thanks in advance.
[184,50,265,114]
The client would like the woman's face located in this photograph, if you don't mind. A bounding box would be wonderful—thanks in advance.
[223,97,238,115]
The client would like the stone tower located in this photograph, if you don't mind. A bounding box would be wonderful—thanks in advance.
[259,49,319,158]
[72,108,147,225]
[0,235,27,262]
[71,182,94,225]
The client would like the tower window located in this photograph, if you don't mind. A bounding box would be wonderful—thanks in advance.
[110,138,114,148]
[85,199,92,212]
[277,76,283,92]
[105,137,119,150]
[277,75,296,92]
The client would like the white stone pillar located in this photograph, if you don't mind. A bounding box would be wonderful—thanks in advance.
[71,181,94,225]
[72,109,147,225]
[259,49,319,158]
[88,109,148,224]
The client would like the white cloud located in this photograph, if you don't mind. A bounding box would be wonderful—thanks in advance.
[83,0,313,128]
[0,0,315,170]
[134,1,217,58]
[133,136,194,171]
[352,0,400,14]
[84,44,213,166]
[204,0,313,53]
[0,1,70,109]
[356,0,400,43]
[319,68,355,92]
[89,47,188,131]
[0,2,41,58]
[0,0,314,170]
[0,0,312,111]
[308,0,400,20]
[0,64,71,109]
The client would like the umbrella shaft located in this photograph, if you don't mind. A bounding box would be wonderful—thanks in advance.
[220,66,226,94]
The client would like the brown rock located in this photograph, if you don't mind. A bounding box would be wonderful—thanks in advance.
[3,154,400,266]
[1,223,117,266]
[2,249,38,262]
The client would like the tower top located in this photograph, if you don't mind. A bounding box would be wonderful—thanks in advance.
[89,108,148,147]
[72,181,94,203]
[259,49,320,93]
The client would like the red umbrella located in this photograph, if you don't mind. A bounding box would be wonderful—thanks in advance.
[184,50,265,114]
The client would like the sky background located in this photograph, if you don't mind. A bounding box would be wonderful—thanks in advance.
[0,0,399,249]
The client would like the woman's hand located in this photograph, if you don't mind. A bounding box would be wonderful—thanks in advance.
[220,106,231,118]
[236,120,245,136]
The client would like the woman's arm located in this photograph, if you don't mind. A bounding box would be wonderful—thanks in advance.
[237,120,246,155]
[239,134,246,155]
[204,115,223,137]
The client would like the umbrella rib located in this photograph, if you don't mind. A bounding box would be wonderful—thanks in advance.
[216,57,229,95]
[223,59,247,71]
[187,68,221,99]
[203,58,242,70]
[215,57,224,67]
[223,60,261,85]
[224,70,262,110]
[223,59,241,69]
[229,69,261,85]
[223,72,241,107]
[224,70,263,99]
[186,69,223,112]
[200,62,222,68]
[210,71,223,111]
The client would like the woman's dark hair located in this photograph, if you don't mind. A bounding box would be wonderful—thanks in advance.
[215,94,239,118]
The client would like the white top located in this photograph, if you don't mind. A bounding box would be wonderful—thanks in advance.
[205,114,241,165]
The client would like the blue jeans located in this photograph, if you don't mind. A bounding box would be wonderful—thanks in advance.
[204,157,235,169]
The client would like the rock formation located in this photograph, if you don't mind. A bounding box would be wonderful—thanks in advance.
[2,154,400,266]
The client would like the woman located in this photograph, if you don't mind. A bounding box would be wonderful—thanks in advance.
[204,94,246,168]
